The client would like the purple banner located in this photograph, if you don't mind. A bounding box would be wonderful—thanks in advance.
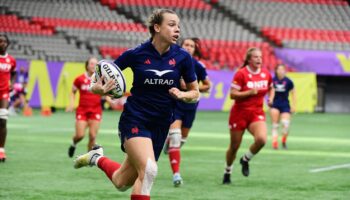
[274,48,350,76]
[16,59,236,110]
[198,70,234,111]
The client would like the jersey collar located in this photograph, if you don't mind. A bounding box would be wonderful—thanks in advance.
[146,39,174,58]
[84,72,91,80]
[247,65,261,75]
[0,53,8,58]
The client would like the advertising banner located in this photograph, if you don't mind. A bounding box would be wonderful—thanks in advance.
[274,48,350,76]
[16,59,316,112]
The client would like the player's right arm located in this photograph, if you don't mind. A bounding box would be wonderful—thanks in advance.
[230,71,257,100]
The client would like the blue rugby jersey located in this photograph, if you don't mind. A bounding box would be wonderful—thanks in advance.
[176,59,208,111]
[272,76,294,107]
[114,40,197,126]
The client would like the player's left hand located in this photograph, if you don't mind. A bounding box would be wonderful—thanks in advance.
[169,87,184,100]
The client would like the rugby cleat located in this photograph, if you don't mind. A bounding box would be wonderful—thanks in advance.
[173,173,183,187]
[222,173,231,184]
[68,145,76,158]
[240,157,250,177]
[74,145,103,169]
[0,151,6,162]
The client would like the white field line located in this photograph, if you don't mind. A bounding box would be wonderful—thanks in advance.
[8,124,350,145]
[309,163,350,173]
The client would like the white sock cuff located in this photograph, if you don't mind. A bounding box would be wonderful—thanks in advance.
[95,155,103,166]
[272,123,279,128]
[224,165,233,174]
[244,150,254,161]
[0,148,4,153]
[169,128,181,135]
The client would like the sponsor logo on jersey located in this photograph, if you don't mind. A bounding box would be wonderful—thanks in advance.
[275,83,286,92]
[81,84,90,91]
[247,80,268,89]
[146,69,173,77]
[0,63,11,71]
[144,69,174,85]
[261,73,266,78]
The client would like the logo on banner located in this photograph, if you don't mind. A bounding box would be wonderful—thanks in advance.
[336,53,350,73]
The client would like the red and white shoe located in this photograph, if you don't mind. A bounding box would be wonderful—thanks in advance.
[0,151,6,162]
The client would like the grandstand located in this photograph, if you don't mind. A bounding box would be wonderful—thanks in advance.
[1,0,349,70]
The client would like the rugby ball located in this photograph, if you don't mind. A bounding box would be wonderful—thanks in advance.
[95,60,126,99]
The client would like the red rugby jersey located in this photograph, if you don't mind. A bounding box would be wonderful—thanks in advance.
[231,66,272,110]
[73,73,101,109]
[0,53,16,91]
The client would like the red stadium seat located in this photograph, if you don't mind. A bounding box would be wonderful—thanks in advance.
[0,15,54,35]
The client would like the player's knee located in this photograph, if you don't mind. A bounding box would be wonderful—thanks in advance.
[168,128,181,148]
[0,109,9,122]
[281,119,290,133]
[144,159,158,179]
[139,158,158,195]
[114,183,131,192]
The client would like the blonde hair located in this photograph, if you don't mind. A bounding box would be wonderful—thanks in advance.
[147,9,177,38]
[241,47,261,68]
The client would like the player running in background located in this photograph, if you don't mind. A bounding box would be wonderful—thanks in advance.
[0,34,16,162]
[270,64,296,149]
[9,66,29,116]
[66,57,112,157]
[164,37,211,186]
[223,47,274,184]
[74,9,199,200]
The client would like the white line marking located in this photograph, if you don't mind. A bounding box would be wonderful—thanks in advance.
[309,163,350,173]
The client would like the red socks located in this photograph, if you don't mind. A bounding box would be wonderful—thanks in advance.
[97,157,121,181]
[168,148,181,174]
[131,195,150,200]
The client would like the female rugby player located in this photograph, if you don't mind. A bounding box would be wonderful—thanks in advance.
[67,57,109,157]
[0,34,16,162]
[270,64,296,149]
[74,9,199,200]
[165,37,211,186]
[223,48,274,184]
